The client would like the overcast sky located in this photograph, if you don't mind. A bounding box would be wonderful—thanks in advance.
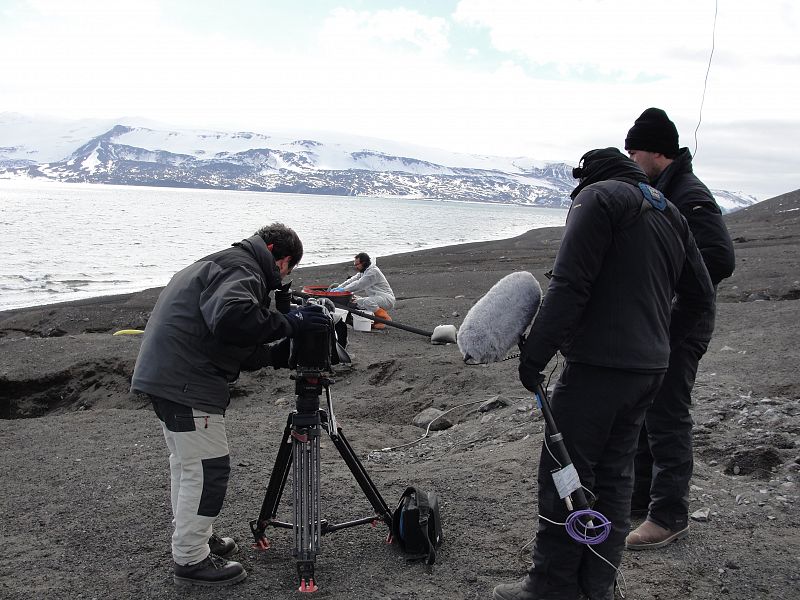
[1,0,797,200]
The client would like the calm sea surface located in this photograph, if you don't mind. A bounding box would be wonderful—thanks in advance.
[0,181,567,311]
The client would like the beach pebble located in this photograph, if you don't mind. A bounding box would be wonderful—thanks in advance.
[691,508,711,522]
[479,396,509,412]
[413,407,452,430]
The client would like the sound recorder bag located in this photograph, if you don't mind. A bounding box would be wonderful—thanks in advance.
[392,486,443,566]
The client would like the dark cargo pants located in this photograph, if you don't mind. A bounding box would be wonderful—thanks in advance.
[526,363,663,600]
[632,334,710,531]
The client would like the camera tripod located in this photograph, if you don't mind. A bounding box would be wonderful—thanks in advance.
[249,368,393,593]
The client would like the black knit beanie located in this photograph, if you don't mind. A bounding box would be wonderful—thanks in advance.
[624,107,679,157]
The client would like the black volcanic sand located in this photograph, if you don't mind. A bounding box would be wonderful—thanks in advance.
[1,190,799,600]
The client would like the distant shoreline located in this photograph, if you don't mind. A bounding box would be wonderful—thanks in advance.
[0,223,568,317]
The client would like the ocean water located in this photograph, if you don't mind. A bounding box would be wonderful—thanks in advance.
[0,181,567,311]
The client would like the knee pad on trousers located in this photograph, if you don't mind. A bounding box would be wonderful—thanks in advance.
[198,455,230,517]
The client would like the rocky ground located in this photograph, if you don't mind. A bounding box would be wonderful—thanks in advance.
[1,190,798,600]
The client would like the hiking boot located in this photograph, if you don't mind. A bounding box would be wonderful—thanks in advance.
[626,519,689,550]
[372,307,391,330]
[173,553,247,586]
[209,533,238,557]
[493,575,539,600]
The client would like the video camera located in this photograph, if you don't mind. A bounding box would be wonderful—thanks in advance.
[287,297,349,373]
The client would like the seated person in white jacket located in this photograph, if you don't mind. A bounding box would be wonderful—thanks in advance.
[334,253,395,320]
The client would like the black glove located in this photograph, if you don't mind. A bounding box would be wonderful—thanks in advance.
[275,281,292,314]
[241,339,291,371]
[266,338,291,369]
[518,363,545,393]
[285,304,329,336]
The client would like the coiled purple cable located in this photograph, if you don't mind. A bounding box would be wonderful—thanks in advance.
[565,509,612,545]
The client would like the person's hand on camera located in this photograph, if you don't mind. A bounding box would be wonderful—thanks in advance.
[241,339,291,371]
[518,363,545,393]
[285,304,329,336]
[275,281,292,314]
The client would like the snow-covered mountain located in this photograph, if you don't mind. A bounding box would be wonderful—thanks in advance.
[708,189,761,214]
[0,113,757,211]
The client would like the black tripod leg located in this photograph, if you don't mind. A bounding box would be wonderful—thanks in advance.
[293,425,321,593]
[250,415,295,547]
[329,426,393,527]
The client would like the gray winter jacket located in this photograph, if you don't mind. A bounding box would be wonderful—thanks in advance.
[131,236,295,413]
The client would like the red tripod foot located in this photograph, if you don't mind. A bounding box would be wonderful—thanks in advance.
[299,578,318,593]
[251,536,271,550]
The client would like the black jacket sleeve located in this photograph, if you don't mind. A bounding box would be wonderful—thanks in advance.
[669,215,716,347]
[659,157,735,286]
[679,194,735,285]
[520,187,613,372]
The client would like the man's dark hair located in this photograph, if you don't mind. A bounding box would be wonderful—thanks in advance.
[254,223,303,268]
[355,252,371,269]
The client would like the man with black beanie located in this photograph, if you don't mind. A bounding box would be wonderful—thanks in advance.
[624,108,735,550]
[493,148,714,600]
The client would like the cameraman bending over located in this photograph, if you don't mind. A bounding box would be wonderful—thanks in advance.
[131,223,329,587]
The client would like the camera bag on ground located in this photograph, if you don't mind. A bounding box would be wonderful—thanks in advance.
[392,486,442,566]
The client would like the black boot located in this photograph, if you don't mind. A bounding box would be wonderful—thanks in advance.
[209,532,238,557]
[173,554,247,587]
[493,575,539,600]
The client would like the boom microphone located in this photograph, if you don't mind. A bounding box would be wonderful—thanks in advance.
[457,271,542,364]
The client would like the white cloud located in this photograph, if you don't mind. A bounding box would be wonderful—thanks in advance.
[319,7,450,56]
[1,0,797,199]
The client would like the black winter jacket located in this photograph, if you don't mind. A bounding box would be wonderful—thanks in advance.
[521,179,714,374]
[131,236,295,413]
[655,148,735,286]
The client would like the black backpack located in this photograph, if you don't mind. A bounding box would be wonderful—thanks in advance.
[392,486,443,566]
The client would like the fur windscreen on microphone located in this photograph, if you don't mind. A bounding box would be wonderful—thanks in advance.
[457,271,542,364]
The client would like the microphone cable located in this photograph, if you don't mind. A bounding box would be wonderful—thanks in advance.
[375,347,564,456]
[517,513,628,599]
[368,397,489,456]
